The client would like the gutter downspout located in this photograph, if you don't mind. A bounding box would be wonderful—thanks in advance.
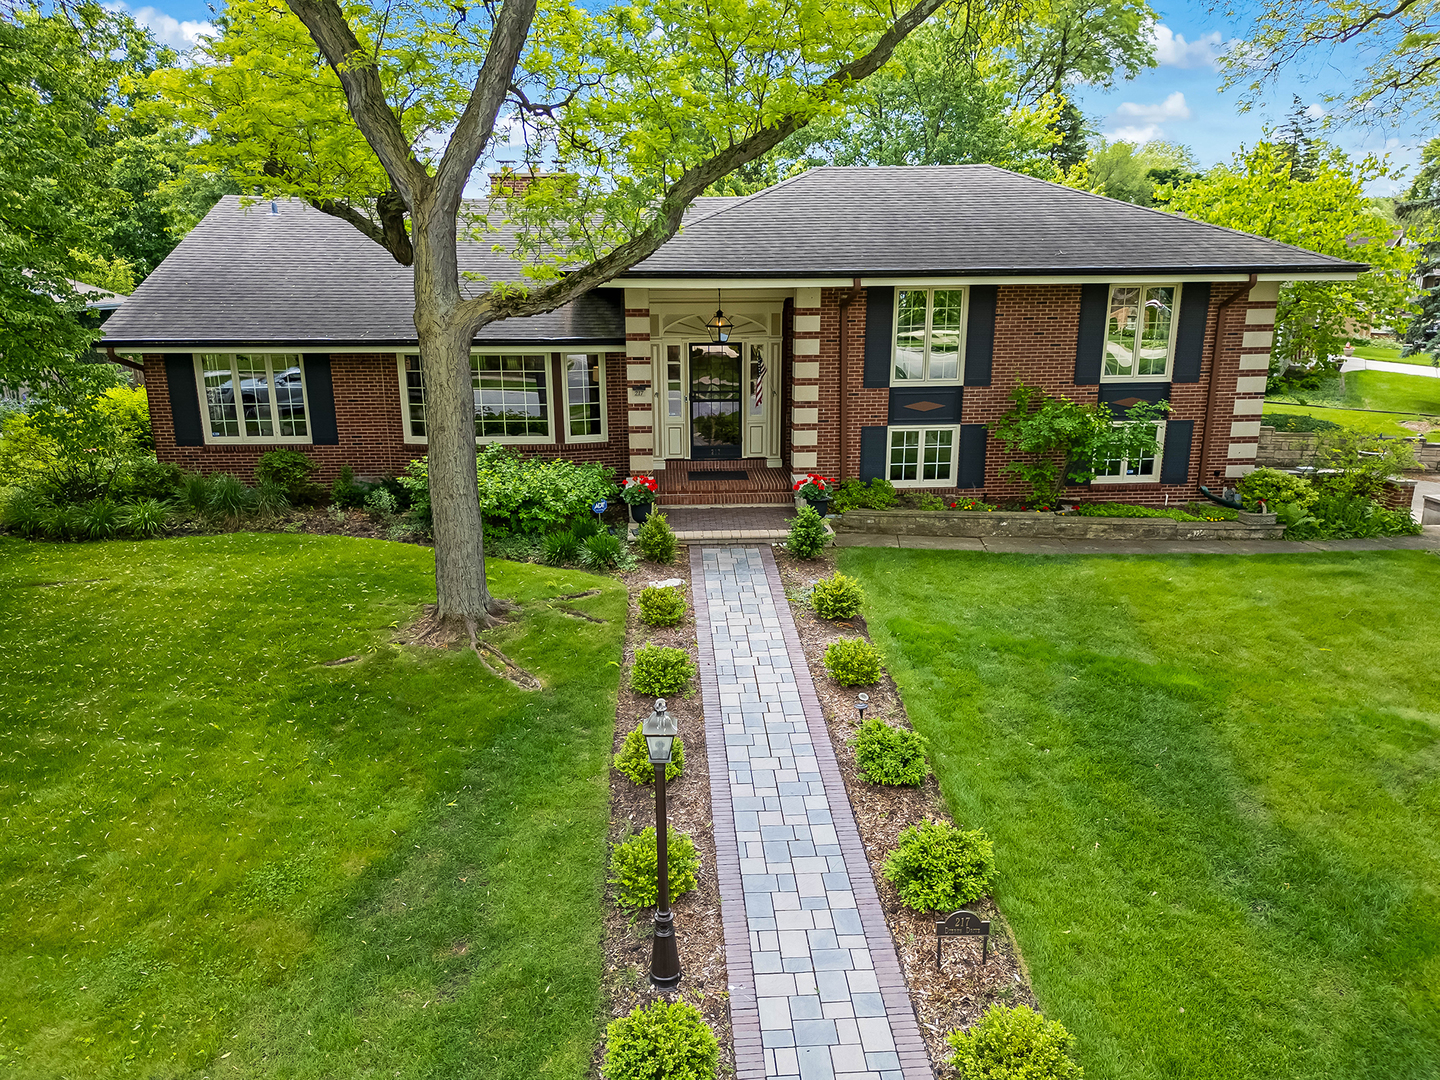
[837,277,862,482]
[105,347,145,373]
[1198,274,1257,483]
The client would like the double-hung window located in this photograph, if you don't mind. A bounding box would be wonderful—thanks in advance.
[197,353,309,442]
[401,352,555,443]
[564,353,606,441]
[893,288,965,383]
[1104,284,1178,379]
[1093,421,1165,483]
[888,426,956,486]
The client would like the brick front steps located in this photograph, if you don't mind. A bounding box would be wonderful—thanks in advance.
[834,509,1286,541]
[655,459,794,508]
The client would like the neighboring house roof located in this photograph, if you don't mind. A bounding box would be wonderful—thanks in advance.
[626,165,1368,278]
[100,195,627,349]
[103,166,1364,349]
[68,279,126,312]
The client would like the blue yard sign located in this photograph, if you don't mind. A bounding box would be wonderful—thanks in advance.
[592,500,608,515]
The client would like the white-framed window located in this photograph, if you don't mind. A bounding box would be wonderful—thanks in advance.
[893,288,966,384]
[887,426,957,486]
[564,352,606,442]
[1103,284,1179,380]
[1092,420,1165,483]
[399,352,555,444]
[196,353,310,443]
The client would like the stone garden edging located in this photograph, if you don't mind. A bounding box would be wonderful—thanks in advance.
[834,508,1286,541]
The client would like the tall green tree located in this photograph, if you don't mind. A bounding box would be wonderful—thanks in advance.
[1083,138,1199,204]
[1397,136,1440,357]
[154,0,953,627]
[1156,141,1417,370]
[1220,0,1440,123]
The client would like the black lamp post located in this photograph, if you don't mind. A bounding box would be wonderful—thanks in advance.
[642,698,682,990]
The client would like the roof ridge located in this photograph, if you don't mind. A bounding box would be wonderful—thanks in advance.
[679,168,818,228]
[1007,168,1358,268]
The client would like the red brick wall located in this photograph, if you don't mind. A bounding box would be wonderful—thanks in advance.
[819,282,1257,506]
[144,350,630,483]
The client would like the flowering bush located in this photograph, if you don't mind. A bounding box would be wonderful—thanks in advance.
[949,497,996,511]
[792,473,833,500]
[621,474,659,505]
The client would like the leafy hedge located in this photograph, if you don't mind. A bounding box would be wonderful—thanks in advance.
[397,446,616,537]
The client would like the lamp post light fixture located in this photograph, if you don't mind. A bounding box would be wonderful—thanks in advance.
[642,698,682,990]
[705,290,732,344]
[856,692,870,725]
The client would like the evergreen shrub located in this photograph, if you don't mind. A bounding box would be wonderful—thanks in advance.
[636,510,677,564]
[630,643,696,696]
[824,638,881,686]
[638,585,685,627]
[603,999,719,1080]
[613,722,685,783]
[608,826,700,909]
[882,819,996,912]
[854,718,929,786]
[811,572,863,619]
[947,1004,1084,1080]
[786,506,828,558]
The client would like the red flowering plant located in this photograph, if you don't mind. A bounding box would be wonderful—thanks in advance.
[620,474,659,505]
[792,473,834,501]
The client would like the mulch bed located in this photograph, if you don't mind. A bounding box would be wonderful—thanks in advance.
[773,548,1040,1076]
[591,545,735,1077]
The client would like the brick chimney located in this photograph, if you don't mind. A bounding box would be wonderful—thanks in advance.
[489,169,542,198]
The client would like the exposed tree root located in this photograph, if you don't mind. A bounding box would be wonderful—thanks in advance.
[464,618,541,690]
[322,655,360,666]
[555,589,602,600]
[553,605,607,624]
[404,602,513,648]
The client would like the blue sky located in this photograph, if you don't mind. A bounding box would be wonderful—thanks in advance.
[113,0,1431,195]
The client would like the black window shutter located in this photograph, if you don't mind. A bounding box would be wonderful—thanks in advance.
[958,424,987,487]
[1171,283,1210,383]
[963,285,997,386]
[165,354,204,446]
[859,426,888,480]
[863,287,894,388]
[303,353,338,445]
[1160,419,1194,484]
[1074,283,1108,385]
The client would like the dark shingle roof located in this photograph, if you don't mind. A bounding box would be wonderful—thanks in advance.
[101,195,626,349]
[627,165,1366,277]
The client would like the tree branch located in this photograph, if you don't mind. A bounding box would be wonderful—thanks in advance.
[284,0,428,203]
[458,0,950,329]
[433,0,539,212]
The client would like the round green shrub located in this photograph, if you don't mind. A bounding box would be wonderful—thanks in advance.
[824,638,882,687]
[1236,467,1317,512]
[608,826,700,909]
[255,448,318,498]
[614,723,685,784]
[947,1004,1083,1080]
[638,585,686,627]
[785,505,828,559]
[811,572,864,619]
[854,718,929,786]
[882,819,996,912]
[630,643,696,696]
[581,531,624,569]
[603,999,719,1080]
[636,510,678,564]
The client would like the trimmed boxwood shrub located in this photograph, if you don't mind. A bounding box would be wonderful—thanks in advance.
[630,643,696,696]
[608,826,700,909]
[636,510,678,564]
[947,1004,1084,1080]
[882,819,996,912]
[603,999,719,1080]
[638,585,686,627]
[824,638,882,687]
[811,572,864,619]
[614,722,685,784]
[854,718,928,786]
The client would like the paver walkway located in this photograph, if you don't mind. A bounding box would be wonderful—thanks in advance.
[692,546,930,1080]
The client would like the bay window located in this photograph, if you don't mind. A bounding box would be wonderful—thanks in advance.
[893,288,965,383]
[197,353,309,442]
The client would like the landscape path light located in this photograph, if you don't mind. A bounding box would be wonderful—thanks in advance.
[642,697,681,990]
[856,692,869,725]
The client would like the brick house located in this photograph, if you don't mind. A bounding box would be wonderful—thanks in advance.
[101,165,1363,507]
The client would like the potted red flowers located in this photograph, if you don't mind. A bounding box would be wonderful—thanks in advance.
[621,474,659,522]
[792,473,834,516]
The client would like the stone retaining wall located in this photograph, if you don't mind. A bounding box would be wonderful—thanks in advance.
[834,509,1286,541]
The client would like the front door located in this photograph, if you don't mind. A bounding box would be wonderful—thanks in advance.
[689,342,743,459]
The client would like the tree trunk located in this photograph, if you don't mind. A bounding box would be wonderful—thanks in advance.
[410,195,500,623]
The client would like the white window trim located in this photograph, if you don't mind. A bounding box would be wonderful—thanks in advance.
[890,286,967,386]
[886,424,960,488]
[1100,283,1182,383]
[194,353,312,445]
[561,352,607,444]
[1091,420,1166,484]
[397,352,558,446]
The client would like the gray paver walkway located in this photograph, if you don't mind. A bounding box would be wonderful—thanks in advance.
[693,546,930,1080]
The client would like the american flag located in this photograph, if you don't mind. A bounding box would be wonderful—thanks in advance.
[753,355,767,409]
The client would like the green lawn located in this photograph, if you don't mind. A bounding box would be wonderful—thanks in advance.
[840,549,1440,1080]
[1266,366,1440,440]
[1348,342,1436,368]
[0,534,625,1079]
[1261,401,1439,440]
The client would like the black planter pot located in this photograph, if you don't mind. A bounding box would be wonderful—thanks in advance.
[805,498,830,517]
[630,501,653,524]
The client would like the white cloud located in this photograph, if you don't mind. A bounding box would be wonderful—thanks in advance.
[1107,124,1163,144]
[107,3,214,51]
[1114,92,1192,124]
[1147,24,1224,69]
[1305,102,1327,120]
